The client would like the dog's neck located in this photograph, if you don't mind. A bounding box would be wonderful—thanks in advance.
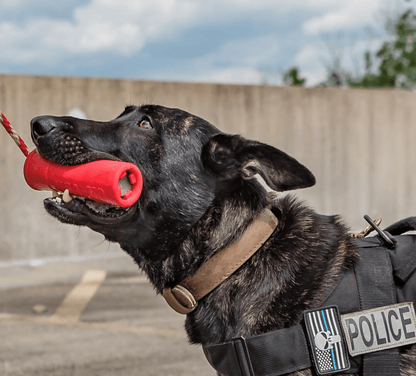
[162,209,279,314]
[182,196,358,346]
[122,195,357,347]
[125,190,271,291]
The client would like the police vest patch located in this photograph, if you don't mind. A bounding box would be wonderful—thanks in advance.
[304,306,351,375]
[341,302,416,356]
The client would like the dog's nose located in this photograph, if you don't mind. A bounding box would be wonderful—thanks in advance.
[31,116,57,143]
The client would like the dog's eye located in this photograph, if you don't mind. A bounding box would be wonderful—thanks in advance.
[139,119,152,129]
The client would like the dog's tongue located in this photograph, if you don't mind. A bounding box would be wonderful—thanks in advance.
[23,150,143,208]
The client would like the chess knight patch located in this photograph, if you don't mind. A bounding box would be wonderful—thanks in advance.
[304,306,351,375]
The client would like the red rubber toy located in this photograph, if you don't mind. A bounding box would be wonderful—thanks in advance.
[1,112,142,208]
[23,150,143,208]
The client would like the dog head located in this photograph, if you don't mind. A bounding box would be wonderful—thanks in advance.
[31,104,315,285]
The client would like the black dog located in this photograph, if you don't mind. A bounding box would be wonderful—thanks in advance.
[30,105,416,375]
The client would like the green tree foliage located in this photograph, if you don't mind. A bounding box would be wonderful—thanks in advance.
[282,67,306,86]
[349,8,416,88]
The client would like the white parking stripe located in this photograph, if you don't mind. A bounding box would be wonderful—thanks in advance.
[49,270,106,325]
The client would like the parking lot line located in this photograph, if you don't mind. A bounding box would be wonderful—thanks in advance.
[49,270,106,325]
[0,269,187,339]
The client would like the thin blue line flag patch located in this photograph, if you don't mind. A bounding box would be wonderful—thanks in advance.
[304,306,350,375]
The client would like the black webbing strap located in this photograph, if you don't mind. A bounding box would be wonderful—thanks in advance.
[203,325,311,376]
[354,246,400,376]
[386,234,416,283]
[384,216,416,236]
[384,217,416,282]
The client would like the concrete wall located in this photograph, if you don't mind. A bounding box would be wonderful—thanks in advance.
[1,74,416,263]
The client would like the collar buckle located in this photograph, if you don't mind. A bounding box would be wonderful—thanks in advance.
[162,285,198,314]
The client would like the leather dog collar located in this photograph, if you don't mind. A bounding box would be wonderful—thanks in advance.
[162,208,278,314]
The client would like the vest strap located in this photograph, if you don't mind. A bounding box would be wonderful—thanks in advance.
[203,325,312,376]
[354,247,400,376]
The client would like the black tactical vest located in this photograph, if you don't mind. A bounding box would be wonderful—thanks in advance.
[203,217,416,376]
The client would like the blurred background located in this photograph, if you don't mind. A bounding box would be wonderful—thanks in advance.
[2,0,416,375]
[2,0,416,86]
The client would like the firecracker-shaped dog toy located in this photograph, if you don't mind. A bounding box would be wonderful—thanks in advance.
[1,113,143,208]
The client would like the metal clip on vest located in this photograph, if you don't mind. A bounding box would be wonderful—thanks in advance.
[364,215,397,249]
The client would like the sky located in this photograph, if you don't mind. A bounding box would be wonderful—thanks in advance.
[0,0,413,86]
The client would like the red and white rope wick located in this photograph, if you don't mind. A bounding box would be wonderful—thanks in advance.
[1,112,29,157]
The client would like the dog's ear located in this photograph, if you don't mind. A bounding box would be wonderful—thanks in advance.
[202,133,315,191]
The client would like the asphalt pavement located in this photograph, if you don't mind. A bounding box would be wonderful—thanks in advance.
[0,253,215,376]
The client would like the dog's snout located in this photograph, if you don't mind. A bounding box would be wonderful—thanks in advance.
[31,116,58,143]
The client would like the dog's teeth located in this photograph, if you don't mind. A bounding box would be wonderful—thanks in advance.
[62,189,73,203]
[56,197,62,204]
